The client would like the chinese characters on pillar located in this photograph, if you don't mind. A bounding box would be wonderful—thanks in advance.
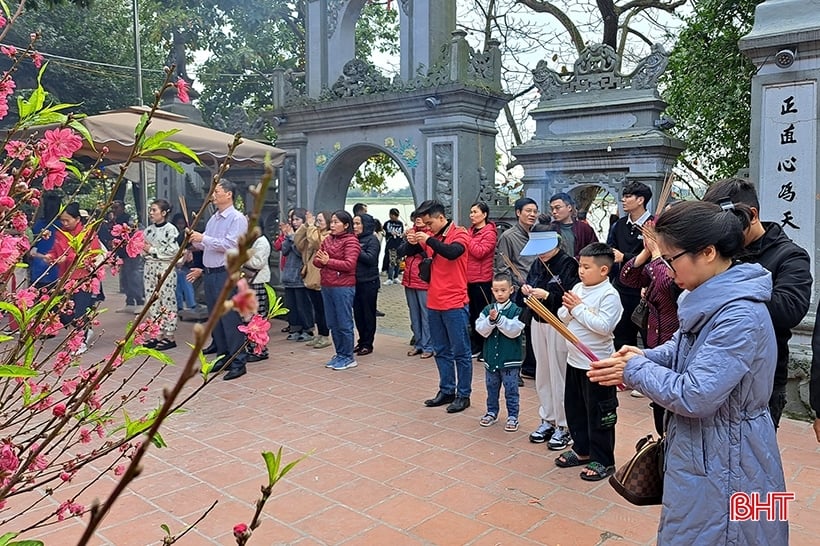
[760,82,816,274]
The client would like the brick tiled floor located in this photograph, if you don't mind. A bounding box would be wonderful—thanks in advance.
[21,283,820,545]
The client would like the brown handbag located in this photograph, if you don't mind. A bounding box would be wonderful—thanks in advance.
[609,434,665,506]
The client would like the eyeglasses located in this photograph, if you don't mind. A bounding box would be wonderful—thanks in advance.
[659,250,690,273]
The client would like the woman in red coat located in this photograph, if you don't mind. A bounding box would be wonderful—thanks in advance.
[314,210,361,370]
[466,202,497,357]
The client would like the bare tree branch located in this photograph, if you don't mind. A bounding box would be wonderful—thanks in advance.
[617,0,687,15]
[515,0,586,52]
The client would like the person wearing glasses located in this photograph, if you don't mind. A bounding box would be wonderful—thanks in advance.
[588,200,787,545]
[547,192,597,258]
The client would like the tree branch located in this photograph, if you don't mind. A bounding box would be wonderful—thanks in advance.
[515,0,586,53]
[617,0,687,15]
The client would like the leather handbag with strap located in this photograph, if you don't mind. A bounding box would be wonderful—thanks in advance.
[609,433,665,506]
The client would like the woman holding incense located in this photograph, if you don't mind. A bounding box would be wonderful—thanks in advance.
[588,201,787,545]
[519,226,580,448]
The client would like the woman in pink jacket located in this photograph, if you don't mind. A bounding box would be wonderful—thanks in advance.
[466,202,497,357]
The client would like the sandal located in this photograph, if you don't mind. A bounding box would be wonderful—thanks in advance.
[579,462,615,482]
[155,339,177,351]
[407,348,422,357]
[420,352,434,359]
[479,413,497,427]
[554,450,589,468]
[281,325,290,333]
[143,339,159,349]
[504,417,519,432]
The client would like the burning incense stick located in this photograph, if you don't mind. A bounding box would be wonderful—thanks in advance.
[524,296,599,362]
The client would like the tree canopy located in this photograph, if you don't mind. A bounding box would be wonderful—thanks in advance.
[661,0,761,183]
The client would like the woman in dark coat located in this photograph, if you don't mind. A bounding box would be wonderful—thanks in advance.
[352,213,380,356]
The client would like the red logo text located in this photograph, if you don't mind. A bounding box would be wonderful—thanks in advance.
[730,492,795,521]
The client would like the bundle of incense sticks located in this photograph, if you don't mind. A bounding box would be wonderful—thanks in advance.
[639,170,676,244]
[524,295,600,362]
[178,195,190,226]
[500,253,526,285]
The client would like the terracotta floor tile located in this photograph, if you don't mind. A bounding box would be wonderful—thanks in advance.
[430,482,499,516]
[323,476,399,511]
[341,524,421,546]
[471,527,542,546]
[366,492,443,529]
[589,503,663,543]
[296,504,376,544]
[298,463,361,494]
[268,488,335,524]
[446,458,514,488]
[527,513,624,546]
[475,499,549,535]
[411,510,492,545]
[387,467,456,498]
[349,453,416,482]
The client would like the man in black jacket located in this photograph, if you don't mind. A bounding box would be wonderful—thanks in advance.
[607,182,653,350]
[703,177,812,428]
[810,302,820,442]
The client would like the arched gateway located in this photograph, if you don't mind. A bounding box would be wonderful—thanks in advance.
[266,0,509,224]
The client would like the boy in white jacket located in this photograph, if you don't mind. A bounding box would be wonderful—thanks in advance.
[555,243,623,481]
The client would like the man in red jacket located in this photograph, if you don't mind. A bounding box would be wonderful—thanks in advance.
[406,200,473,413]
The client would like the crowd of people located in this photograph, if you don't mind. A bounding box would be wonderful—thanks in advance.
[21,177,820,544]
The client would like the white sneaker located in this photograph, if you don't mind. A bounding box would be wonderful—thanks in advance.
[547,427,573,450]
[630,390,645,398]
[74,342,88,356]
[383,279,393,286]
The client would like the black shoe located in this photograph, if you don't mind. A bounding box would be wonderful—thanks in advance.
[144,339,159,349]
[446,397,471,413]
[424,391,456,407]
[246,352,269,363]
[375,310,385,317]
[520,370,536,379]
[223,366,247,380]
[202,344,218,355]
[518,376,525,387]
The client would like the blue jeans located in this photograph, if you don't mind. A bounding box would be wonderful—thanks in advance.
[428,305,472,398]
[405,287,432,352]
[485,367,520,419]
[322,286,355,361]
[176,267,196,310]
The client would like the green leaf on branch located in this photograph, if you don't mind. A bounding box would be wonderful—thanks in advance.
[0,365,38,378]
[262,447,308,488]
[142,154,185,174]
[0,532,44,546]
[0,303,23,333]
[264,285,288,319]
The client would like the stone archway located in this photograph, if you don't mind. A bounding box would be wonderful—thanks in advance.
[314,143,415,212]
[268,1,509,225]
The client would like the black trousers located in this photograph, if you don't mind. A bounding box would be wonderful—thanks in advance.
[613,290,646,351]
[521,321,537,377]
[467,281,492,354]
[353,279,379,349]
[564,364,617,467]
[307,288,329,337]
[204,269,246,368]
[121,255,144,305]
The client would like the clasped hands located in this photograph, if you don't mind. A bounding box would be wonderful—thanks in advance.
[587,345,644,386]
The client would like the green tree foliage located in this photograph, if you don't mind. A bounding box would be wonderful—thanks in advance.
[352,152,399,194]
[661,0,761,182]
[2,0,167,115]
